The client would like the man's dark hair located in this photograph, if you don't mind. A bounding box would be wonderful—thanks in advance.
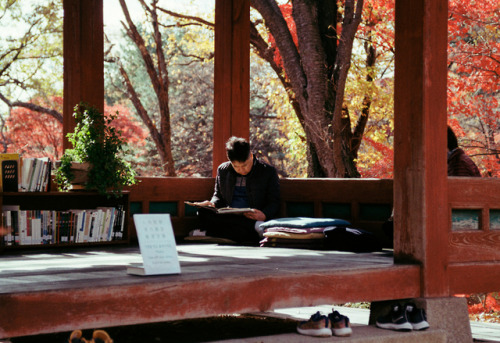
[226,136,250,162]
[447,126,459,151]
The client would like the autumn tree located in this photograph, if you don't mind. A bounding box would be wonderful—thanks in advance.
[0,0,64,146]
[109,1,297,177]
[111,0,187,176]
[349,0,499,178]
[340,0,395,178]
[251,0,397,177]
[447,0,500,177]
[248,0,366,177]
[117,1,370,177]
[5,98,148,163]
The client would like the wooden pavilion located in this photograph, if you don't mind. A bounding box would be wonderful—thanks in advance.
[1,0,499,341]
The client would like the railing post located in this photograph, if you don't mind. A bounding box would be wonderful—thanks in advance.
[393,0,449,297]
[213,0,250,175]
[63,0,104,150]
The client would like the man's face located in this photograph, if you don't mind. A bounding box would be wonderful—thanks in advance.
[231,153,253,175]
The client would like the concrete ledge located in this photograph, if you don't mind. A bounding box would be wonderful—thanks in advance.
[370,297,472,343]
[207,325,447,343]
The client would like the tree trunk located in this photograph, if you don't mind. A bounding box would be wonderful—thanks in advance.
[118,0,176,176]
[252,0,365,177]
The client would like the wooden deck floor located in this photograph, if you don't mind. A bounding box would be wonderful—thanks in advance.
[0,244,420,339]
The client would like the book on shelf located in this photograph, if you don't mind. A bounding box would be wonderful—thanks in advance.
[184,201,253,215]
[1,205,127,246]
[0,153,20,192]
[2,205,20,245]
[20,157,51,192]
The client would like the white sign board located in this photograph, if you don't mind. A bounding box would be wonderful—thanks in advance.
[128,214,181,276]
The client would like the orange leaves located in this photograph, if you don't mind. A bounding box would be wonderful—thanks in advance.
[357,136,394,178]
[6,97,63,160]
[357,0,395,54]
[268,3,297,70]
[6,98,148,162]
[447,0,499,177]
[104,103,148,147]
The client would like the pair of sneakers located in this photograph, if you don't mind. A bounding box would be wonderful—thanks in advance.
[69,329,113,343]
[297,310,353,337]
[376,302,430,331]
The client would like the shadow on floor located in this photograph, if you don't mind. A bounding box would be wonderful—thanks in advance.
[9,314,298,343]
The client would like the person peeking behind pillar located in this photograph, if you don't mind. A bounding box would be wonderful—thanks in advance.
[447,126,481,177]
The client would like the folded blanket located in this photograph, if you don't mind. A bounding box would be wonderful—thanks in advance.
[260,217,351,229]
[263,231,324,240]
[263,226,330,234]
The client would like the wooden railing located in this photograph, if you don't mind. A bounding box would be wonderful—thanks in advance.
[447,177,500,295]
[127,177,394,245]
[448,177,500,263]
[127,176,500,295]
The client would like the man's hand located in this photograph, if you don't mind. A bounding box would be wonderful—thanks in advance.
[193,200,215,207]
[244,209,266,221]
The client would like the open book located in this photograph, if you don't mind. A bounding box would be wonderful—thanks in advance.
[185,201,252,215]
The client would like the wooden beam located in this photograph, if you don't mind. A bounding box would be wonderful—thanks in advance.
[0,261,419,338]
[393,0,449,297]
[213,0,250,175]
[63,0,104,150]
[449,263,500,294]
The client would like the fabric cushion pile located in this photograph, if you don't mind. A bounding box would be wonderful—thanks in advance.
[259,217,350,250]
[259,217,382,252]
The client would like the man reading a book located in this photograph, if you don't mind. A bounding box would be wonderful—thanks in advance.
[192,136,280,244]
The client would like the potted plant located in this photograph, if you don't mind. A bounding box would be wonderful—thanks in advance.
[55,102,137,197]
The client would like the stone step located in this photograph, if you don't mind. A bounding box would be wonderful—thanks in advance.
[206,325,447,343]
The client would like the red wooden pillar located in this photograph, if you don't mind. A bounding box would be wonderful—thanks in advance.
[63,0,104,150]
[393,0,449,297]
[213,0,250,175]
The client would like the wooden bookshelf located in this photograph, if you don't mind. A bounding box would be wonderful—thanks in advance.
[0,191,130,251]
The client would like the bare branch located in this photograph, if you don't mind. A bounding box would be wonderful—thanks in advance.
[0,92,63,123]
[156,7,214,28]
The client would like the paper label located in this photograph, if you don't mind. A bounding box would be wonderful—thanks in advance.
[132,214,181,275]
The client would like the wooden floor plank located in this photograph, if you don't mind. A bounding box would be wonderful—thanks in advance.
[0,244,420,338]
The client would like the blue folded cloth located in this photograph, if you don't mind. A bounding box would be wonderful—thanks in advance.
[260,217,351,229]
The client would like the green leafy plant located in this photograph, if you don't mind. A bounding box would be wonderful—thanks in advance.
[55,103,137,196]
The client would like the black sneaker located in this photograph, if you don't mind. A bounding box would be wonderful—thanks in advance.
[328,310,353,337]
[406,303,430,330]
[376,304,413,331]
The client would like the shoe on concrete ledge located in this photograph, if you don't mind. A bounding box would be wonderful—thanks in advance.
[329,310,353,337]
[406,302,430,331]
[297,311,332,337]
[376,304,413,331]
